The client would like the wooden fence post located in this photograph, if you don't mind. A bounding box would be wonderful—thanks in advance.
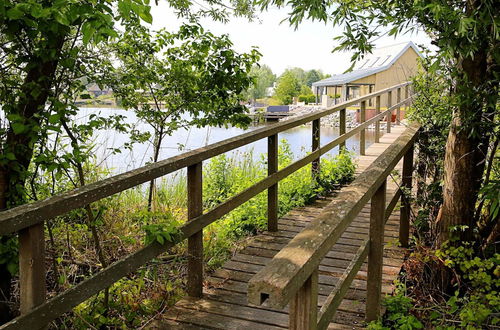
[187,162,203,297]
[19,223,46,314]
[375,96,381,143]
[366,179,386,322]
[396,88,401,124]
[339,108,346,151]
[404,85,410,119]
[268,134,278,232]
[400,145,414,247]
[312,119,320,179]
[360,101,366,156]
[289,269,318,330]
[386,91,392,133]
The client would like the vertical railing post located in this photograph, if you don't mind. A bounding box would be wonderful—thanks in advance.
[312,119,320,179]
[375,95,381,143]
[339,108,346,151]
[187,162,203,297]
[360,101,366,155]
[19,223,46,314]
[404,85,410,120]
[268,134,278,232]
[396,87,401,124]
[366,179,386,322]
[400,145,414,248]
[290,268,318,330]
[386,91,392,133]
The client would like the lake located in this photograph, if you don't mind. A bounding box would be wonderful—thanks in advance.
[79,107,375,175]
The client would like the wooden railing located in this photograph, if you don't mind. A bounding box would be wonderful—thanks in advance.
[247,124,419,330]
[0,82,413,329]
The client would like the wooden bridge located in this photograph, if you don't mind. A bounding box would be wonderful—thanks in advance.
[0,82,417,330]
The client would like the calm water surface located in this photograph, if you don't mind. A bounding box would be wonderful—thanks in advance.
[79,107,375,175]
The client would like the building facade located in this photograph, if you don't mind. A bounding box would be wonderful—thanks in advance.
[312,42,423,108]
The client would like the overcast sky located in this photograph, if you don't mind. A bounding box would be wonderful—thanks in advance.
[151,4,433,76]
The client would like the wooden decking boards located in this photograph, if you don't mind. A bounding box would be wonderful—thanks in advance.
[153,125,408,329]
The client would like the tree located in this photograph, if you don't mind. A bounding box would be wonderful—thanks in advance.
[274,70,301,104]
[260,0,499,243]
[110,21,259,211]
[245,64,275,102]
[0,0,258,322]
[305,69,325,87]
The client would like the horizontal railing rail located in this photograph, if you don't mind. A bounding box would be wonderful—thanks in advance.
[0,82,413,329]
[247,124,419,329]
[0,82,411,235]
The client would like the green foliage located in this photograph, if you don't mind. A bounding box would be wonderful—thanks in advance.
[368,283,424,330]
[298,94,316,104]
[245,64,276,101]
[274,70,301,104]
[42,143,355,327]
[304,69,326,87]
[201,143,356,269]
[0,236,18,276]
[110,21,260,135]
[136,211,182,245]
[72,276,184,328]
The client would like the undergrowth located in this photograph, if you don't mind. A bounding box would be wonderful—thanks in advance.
[37,140,356,328]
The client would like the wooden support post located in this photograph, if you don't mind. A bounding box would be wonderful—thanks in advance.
[268,134,278,232]
[375,95,381,143]
[366,179,386,322]
[404,85,409,118]
[312,119,320,179]
[339,108,346,151]
[19,223,46,314]
[289,269,318,330]
[187,162,203,298]
[396,88,401,124]
[400,145,414,248]
[360,101,366,156]
[386,91,392,133]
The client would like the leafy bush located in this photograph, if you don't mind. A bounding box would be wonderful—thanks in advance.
[298,94,316,104]
[201,142,356,269]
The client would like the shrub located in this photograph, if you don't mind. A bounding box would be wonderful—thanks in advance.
[298,94,317,104]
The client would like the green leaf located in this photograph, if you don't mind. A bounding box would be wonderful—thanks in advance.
[11,122,27,134]
[5,153,16,161]
[6,6,24,19]
[156,235,164,245]
[81,22,96,44]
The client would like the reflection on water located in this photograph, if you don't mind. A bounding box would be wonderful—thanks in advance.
[79,107,375,174]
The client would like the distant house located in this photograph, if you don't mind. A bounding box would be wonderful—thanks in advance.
[87,83,112,97]
[312,42,423,107]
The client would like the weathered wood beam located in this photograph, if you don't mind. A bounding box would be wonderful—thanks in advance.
[366,179,386,322]
[247,124,419,309]
[268,134,279,232]
[360,101,366,156]
[0,82,412,236]
[187,162,203,297]
[400,145,414,247]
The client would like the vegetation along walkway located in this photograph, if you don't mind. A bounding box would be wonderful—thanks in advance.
[155,125,409,329]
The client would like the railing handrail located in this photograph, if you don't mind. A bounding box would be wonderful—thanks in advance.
[0,81,413,330]
[247,124,419,309]
[0,82,411,236]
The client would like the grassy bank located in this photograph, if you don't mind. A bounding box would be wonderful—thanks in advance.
[29,141,356,328]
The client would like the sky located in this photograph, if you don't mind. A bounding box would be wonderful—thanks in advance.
[151,4,433,76]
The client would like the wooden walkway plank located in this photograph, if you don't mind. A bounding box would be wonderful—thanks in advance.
[155,126,408,329]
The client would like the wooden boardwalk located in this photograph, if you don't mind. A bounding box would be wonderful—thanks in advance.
[153,125,408,330]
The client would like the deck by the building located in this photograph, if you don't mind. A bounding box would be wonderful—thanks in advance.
[153,125,408,329]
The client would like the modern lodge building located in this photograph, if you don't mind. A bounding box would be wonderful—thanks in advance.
[312,41,423,108]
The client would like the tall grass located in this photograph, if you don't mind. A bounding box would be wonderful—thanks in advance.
[50,140,356,328]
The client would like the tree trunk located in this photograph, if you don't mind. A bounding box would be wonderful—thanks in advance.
[437,51,494,244]
[0,37,64,324]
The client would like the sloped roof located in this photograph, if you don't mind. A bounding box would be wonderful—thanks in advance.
[313,41,423,87]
